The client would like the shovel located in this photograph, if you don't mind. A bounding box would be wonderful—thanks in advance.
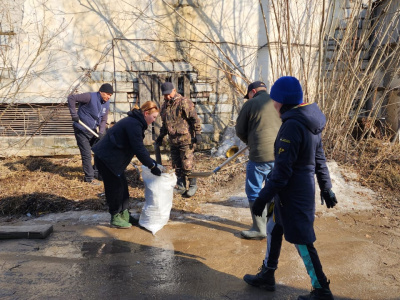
[154,142,162,164]
[188,145,249,178]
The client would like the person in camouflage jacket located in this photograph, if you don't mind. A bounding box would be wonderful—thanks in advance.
[156,82,202,197]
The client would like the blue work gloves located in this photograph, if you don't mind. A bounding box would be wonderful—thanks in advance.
[321,189,337,208]
[72,116,80,122]
[150,161,162,176]
[252,197,267,217]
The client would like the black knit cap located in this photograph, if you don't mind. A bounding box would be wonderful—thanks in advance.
[99,83,114,94]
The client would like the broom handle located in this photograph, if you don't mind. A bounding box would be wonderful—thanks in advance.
[78,120,99,138]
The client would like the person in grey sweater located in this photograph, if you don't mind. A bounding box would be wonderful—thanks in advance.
[235,81,281,239]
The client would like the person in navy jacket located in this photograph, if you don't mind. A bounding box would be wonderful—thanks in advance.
[252,76,337,300]
[68,83,113,184]
[92,101,162,229]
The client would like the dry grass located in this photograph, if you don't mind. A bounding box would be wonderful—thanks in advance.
[0,152,247,218]
[332,139,400,217]
[1,140,399,220]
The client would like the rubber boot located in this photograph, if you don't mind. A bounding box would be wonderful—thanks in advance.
[297,280,334,300]
[186,177,198,197]
[174,176,187,195]
[121,209,139,225]
[243,262,276,291]
[110,213,132,229]
[240,201,267,240]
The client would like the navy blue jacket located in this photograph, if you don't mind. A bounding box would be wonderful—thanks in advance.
[68,92,110,134]
[258,103,332,244]
[92,109,154,176]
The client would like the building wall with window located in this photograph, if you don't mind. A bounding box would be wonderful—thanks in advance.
[1,0,399,156]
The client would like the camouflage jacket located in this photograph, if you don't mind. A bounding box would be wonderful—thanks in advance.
[159,93,202,145]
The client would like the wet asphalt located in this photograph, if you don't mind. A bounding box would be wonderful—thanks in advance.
[0,207,399,300]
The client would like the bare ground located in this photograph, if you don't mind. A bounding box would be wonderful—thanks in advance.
[0,146,400,299]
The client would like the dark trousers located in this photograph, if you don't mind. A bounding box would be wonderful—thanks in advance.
[170,144,194,177]
[295,243,328,289]
[94,156,129,216]
[266,218,328,289]
[265,218,284,269]
[74,127,98,182]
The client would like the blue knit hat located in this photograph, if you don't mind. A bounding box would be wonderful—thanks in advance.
[270,76,303,104]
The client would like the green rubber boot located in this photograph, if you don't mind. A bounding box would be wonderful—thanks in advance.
[110,213,132,229]
[240,201,267,240]
[121,209,139,225]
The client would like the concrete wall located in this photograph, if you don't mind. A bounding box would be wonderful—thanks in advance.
[2,0,398,156]
[0,0,266,156]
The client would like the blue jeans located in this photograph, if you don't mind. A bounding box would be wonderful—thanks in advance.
[245,160,274,202]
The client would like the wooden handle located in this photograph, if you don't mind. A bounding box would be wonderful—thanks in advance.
[78,120,99,138]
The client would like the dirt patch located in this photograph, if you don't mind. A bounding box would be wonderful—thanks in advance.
[0,152,247,218]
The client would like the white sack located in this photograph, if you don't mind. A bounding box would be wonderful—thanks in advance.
[139,166,177,235]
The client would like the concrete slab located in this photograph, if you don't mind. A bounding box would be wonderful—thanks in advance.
[0,224,53,239]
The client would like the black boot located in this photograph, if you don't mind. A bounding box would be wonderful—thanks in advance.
[186,177,198,197]
[243,262,275,291]
[298,281,334,300]
[174,176,186,195]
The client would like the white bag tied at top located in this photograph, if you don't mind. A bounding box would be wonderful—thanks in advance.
[139,166,177,235]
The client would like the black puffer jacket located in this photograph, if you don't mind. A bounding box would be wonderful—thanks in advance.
[92,109,154,176]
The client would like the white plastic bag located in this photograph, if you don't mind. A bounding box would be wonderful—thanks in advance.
[139,166,177,235]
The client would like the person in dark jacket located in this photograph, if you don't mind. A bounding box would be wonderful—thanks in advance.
[92,101,162,229]
[68,83,113,184]
[251,76,338,300]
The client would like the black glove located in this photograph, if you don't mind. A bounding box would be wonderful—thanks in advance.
[321,189,337,208]
[72,116,80,122]
[192,134,203,144]
[155,135,164,146]
[252,197,268,217]
[150,162,162,176]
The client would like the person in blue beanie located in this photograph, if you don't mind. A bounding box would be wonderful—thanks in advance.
[249,76,338,300]
[68,83,113,184]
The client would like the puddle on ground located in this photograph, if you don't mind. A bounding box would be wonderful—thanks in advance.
[81,240,132,257]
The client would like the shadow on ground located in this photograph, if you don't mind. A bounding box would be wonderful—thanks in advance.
[0,231,353,300]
